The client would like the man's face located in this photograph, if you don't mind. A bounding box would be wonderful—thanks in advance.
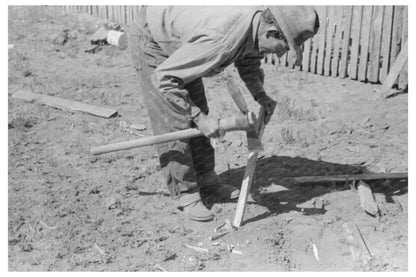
[258,30,290,57]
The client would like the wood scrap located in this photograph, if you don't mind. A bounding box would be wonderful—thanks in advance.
[279,172,407,185]
[380,40,408,98]
[184,244,209,254]
[357,181,379,216]
[12,89,118,118]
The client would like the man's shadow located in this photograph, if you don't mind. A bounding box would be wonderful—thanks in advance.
[204,155,406,224]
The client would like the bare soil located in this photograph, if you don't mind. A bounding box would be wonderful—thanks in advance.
[8,6,408,271]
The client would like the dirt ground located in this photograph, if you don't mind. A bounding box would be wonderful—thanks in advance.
[8,6,408,271]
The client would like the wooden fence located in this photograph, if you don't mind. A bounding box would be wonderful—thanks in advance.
[63,5,408,89]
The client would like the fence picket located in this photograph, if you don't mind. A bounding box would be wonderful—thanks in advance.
[368,6,383,83]
[339,6,353,78]
[358,6,373,81]
[317,6,328,75]
[302,38,312,72]
[324,6,335,76]
[380,6,393,82]
[310,5,323,74]
[390,6,404,86]
[349,6,362,79]
[398,6,408,89]
[63,5,406,90]
[331,6,344,77]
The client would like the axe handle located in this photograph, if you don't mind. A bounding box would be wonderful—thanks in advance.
[90,112,255,155]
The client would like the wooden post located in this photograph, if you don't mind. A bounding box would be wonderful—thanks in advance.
[339,6,353,78]
[233,108,266,228]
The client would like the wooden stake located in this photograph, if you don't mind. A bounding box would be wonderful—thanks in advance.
[233,107,266,228]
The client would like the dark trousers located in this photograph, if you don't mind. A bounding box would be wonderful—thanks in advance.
[127,9,215,199]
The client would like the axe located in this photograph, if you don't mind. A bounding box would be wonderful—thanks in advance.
[226,77,264,153]
[90,111,259,155]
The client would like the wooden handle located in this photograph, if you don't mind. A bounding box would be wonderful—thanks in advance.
[90,112,256,155]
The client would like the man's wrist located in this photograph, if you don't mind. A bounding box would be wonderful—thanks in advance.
[189,105,202,122]
[254,91,267,102]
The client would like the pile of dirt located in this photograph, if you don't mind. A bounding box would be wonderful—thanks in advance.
[8,6,407,271]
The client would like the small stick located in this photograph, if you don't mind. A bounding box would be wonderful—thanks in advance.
[355,224,372,257]
[39,220,57,230]
[184,244,209,254]
[210,230,231,241]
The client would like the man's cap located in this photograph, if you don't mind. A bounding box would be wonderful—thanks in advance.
[268,6,319,66]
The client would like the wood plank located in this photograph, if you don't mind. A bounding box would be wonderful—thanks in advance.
[380,6,394,81]
[358,6,373,81]
[380,40,408,96]
[339,6,353,78]
[324,6,335,76]
[302,38,312,72]
[279,172,407,184]
[317,6,328,75]
[233,108,266,228]
[331,6,344,77]
[368,6,383,83]
[357,181,379,216]
[398,6,408,89]
[349,6,363,79]
[390,6,404,86]
[12,90,118,119]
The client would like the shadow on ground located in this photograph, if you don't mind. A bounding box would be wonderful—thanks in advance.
[208,155,407,223]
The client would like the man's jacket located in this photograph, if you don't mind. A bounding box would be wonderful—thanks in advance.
[146,6,266,117]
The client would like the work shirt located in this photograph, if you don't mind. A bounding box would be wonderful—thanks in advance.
[145,6,266,118]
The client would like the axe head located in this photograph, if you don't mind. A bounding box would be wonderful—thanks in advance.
[245,112,264,153]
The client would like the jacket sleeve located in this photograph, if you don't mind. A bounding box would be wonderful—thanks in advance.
[234,54,266,99]
[152,35,230,119]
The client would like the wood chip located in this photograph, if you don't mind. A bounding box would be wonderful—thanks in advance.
[357,181,379,216]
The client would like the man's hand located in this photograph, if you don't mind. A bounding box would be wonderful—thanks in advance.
[193,112,221,138]
[255,92,277,124]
